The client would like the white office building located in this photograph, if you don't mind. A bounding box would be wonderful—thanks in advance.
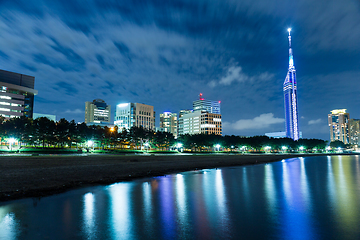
[114,102,155,131]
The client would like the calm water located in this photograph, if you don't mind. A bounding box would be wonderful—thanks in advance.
[1,155,360,239]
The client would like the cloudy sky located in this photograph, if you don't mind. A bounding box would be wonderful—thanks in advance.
[1,0,359,140]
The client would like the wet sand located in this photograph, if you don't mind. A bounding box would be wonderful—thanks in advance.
[0,153,354,201]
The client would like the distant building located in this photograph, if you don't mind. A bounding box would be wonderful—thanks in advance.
[193,93,221,114]
[85,99,111,126]
[178,94,222,136]
[265,131,302,139]
[114,102,155,131]
[0,69,38,119]
[328,109,350,144]
[33,113,56,122]
[178,111,201,135]
[265,132,287,138]
[178,111,222,135]
[159,112,178,138]
[349,119,360,146]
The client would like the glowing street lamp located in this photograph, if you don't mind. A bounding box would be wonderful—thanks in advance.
[87,140,94,151]
[299,146,305,152]
[144,142,149,152]
[264,146,271,153]
[215,144,221,151]
[282,146,288,152]
[8,138,16,151]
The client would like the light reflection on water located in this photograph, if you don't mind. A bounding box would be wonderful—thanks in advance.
[1,156,360,239]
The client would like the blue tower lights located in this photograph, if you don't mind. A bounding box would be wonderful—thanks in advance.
[283,28,300,141]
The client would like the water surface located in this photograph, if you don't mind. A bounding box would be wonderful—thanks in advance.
[1,155,360,239]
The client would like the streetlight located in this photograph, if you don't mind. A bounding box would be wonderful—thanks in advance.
[8,138,16,152]
[299,146,304,152]
[87,140,94,152]
[110,127,115,149]
[240,146,246,153]
[215,144,221,152]
[264,146,271,153]
[144,142,149,152]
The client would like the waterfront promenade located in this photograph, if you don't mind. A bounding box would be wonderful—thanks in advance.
[0,153,357,201]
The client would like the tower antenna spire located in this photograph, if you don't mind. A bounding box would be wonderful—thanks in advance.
[287,28,294,69]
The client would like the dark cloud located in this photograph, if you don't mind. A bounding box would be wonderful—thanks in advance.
[0,0,359,140]
[54,81,78,95]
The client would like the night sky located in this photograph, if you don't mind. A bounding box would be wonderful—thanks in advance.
[0,0,359,140]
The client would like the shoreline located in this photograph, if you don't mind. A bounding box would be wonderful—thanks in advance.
[0,153,357,202]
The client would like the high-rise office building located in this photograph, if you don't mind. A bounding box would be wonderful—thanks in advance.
[178,111,222,135]
[283,29,300,140]
[85,99,111,126]
[159,112,178,138]
[328,109,350,144]
[178,94,222,136]
[349,119,360,146]
[0,69,37,119]
[193,93,221,114]
[114,103,155,131]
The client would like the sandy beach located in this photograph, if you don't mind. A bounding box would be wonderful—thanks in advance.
[0,153,354,202]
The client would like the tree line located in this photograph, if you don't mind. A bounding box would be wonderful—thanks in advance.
[0,116,175,150]
[0,116,329,152]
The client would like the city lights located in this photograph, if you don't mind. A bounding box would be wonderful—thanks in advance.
[299,146,305,151]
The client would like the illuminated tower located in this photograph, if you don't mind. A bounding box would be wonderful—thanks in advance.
[283,28,300,140]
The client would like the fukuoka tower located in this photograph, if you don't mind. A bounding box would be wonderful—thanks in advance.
[283,28,300,140]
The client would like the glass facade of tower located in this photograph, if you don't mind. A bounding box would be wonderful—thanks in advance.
[283,30,300,140]
[193,99,220,114]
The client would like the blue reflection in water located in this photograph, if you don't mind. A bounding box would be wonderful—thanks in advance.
[159,176,176,239]
[281,158,315,239]
[1,156,360,239]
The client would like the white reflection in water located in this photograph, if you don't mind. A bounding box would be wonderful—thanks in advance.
[264,164,277,213]
[215,169,227,218]
[176,174,187,224]
[242,168,250,207]
[142,182,152,225]
[109,183,133,239]
[0,210,18,240]
[282,161,292,204]
[83,192,96,239]
[327,156,336,205]
[300,158,310,209]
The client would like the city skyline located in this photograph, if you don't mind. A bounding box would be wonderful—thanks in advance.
[0,0,359,140]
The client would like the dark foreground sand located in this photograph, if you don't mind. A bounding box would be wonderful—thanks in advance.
[0,153,354,202]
